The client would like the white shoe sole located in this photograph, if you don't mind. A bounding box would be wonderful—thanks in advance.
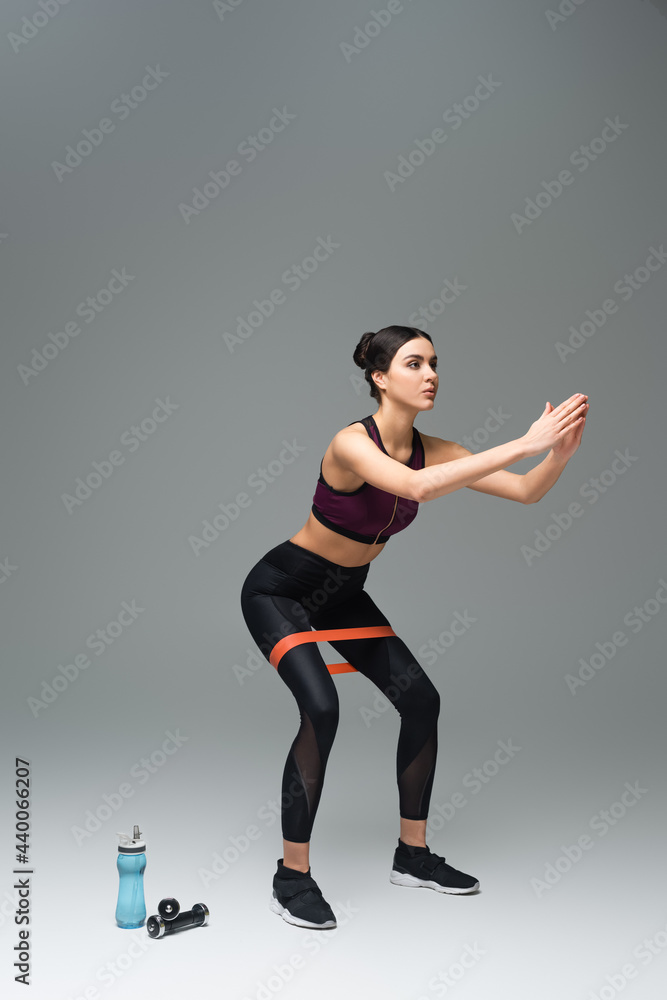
[269,894,337,929]
[390,870,479,894]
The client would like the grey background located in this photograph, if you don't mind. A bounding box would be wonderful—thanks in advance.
[1,0,666,997]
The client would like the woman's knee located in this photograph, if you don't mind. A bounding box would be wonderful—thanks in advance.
[427,684,441,720]
[307,696,340,740]
[392,673,440,721]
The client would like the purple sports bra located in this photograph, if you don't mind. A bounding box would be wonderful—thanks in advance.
[311,415,425,545]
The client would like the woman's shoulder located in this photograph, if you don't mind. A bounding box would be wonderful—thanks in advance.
[332,418,372,441]
[324,419,374,466]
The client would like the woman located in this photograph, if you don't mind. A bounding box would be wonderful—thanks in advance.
[240,325,588,929]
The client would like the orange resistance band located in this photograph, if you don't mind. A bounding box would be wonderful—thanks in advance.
[269,625,396,674]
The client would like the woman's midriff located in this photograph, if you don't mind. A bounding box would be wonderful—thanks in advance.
[289,511,386,567]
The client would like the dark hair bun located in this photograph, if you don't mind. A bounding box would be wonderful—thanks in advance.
[353,331,376,369]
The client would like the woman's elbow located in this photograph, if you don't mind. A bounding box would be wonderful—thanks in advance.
[412,471,434,504]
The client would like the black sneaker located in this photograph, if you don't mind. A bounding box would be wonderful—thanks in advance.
[270,859,337,929]
[390,840,479,894]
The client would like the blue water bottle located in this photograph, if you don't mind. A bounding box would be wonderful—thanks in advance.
[115,825,146,928]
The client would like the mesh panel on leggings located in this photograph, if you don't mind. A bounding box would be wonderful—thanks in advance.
[322,624,440,822]
[282,709,322,841]
[397,726,438,819]
[259,595,341,843]
[241,548,441,838]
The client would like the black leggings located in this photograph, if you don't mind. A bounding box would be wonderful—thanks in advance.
[240,539,441,843]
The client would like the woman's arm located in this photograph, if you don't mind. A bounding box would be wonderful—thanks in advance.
[421,435,530,502]
[333,428,528,502]
[422,438,570,504]
[416,437,528,502]
[418,394,588,503]
[521,449,569,503]
[332,394,587,504]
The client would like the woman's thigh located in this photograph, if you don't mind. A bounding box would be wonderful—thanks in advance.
[241,559,339,712]
[308,589,438,704]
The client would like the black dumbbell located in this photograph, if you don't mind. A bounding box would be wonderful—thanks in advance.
[157,897,180,921]
[147,899,208,938]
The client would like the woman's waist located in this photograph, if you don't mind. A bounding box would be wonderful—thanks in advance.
[288,516,386,567]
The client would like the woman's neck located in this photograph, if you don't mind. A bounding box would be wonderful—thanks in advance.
[371,404,417,454]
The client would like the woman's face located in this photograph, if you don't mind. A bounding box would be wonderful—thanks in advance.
[374,336,438,408]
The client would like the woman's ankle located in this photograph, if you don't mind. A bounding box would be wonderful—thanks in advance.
[399,817,427,847]
[282,840,310,872]
[282,860,310,873]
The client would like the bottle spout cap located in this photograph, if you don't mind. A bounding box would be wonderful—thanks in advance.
[117,827,146,853]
